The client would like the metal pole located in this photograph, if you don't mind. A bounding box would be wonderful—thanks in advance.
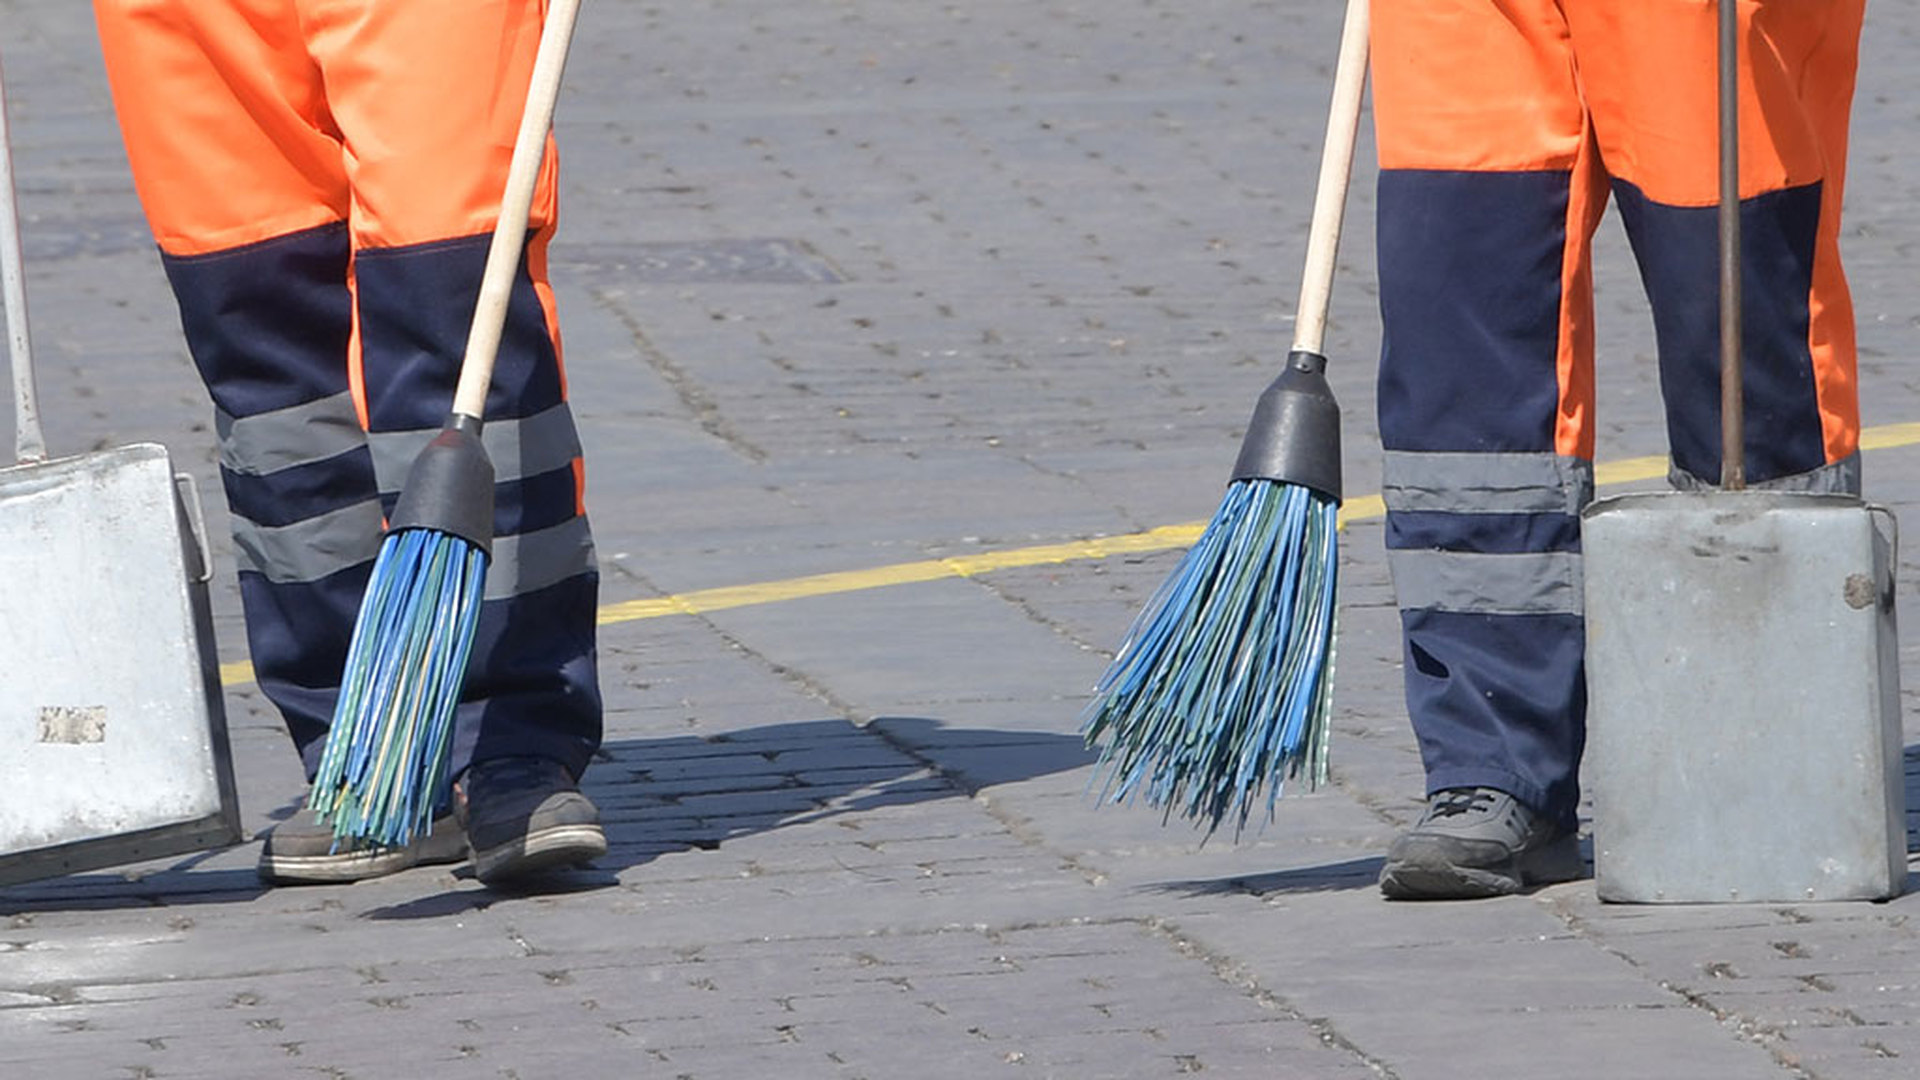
[0,58,46,466]
[1718,0,1744,490]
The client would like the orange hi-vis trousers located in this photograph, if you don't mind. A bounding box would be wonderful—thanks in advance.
[93,0,602,780]
[1370,0,1865,823]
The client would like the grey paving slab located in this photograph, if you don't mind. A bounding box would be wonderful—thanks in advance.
[6,1,1920,1078]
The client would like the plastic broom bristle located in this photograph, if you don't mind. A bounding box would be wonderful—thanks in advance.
[1081,478,1338,838]
[310,527,487,847]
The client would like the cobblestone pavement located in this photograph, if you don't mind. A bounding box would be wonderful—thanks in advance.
[5,2,1920,1078]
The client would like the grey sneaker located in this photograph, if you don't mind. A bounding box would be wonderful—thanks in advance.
[258,803,467,885]
[1378,787,1583,900]
[457,757,607,885]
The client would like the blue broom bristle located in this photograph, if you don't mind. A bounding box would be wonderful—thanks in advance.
[309,527,487,848]
[1081,478,1338,838]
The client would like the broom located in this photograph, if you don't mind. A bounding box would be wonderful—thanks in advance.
[1081,0,1367,838]
[309,0,584,847]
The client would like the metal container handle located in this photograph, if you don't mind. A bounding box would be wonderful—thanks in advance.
[174,471,213,584]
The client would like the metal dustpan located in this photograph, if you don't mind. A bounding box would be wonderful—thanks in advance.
[1580,8,1904,904]
[0,61,240,887]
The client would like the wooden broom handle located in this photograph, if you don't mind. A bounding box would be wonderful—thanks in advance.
[1292,0,1370,357]
[449,0,583,423]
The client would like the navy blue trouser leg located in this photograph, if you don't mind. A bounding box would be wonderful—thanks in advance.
[1376,169,1590,828]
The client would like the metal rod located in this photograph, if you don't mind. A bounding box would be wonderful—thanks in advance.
[0,58,46,465]
[1718,0,1744,490]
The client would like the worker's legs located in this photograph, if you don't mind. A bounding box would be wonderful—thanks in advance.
[93,0,605,883]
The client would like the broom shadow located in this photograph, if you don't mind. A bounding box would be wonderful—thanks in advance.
[1144,856,1387,898]
[360,714,1096,919]
[593,715,1090,860]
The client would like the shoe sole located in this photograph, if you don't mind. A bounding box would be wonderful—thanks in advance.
[257,827,469,886]
[1379,862,1525,900]
[472,823,607,885]
[1379,837,1585,901]
[260,847,420,885]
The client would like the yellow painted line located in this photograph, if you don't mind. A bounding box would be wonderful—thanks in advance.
[591,526,1194,623]
[1860,420,1920,452]
[215,423,1920,689]
[1594,452,1671,487]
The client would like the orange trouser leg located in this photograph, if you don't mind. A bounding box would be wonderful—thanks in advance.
[93,0,346,253]
[93,0,559,252]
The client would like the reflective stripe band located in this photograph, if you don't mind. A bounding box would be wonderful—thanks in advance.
[216,393,367,476]
[484,516,597,601]
[369,403,584,489]
[233,499,594,595]
[231,499,383,583]
[1382,451,1594,516]
[1387,548,1584,616]
[1669,452,1860,495]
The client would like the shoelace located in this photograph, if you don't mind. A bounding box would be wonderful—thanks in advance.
[1427,789,1498,819]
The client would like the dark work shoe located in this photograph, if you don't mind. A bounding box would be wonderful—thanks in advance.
[1378,787,1584,900]
[258,803,467,885]
[457,757,607,885]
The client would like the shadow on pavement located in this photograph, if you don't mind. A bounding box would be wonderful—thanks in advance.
[1145,856,1387,897]
[9,730,1905,915]
[4,716,1090,917]
[359,715,1092,919]
[0,856,267,914]
[1906,745,1920,854]
[578,715,1090,864]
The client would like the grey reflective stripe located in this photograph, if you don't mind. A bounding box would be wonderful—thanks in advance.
[1387,549,1584,616]
[1668,452,1861,496]
[367,403,584,489]
[230,499,383,583]
[1381,451,1594,516]
[216,394,367,476]
[483,516,597,601]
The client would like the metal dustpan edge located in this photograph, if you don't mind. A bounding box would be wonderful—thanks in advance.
[0,442,243,888]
